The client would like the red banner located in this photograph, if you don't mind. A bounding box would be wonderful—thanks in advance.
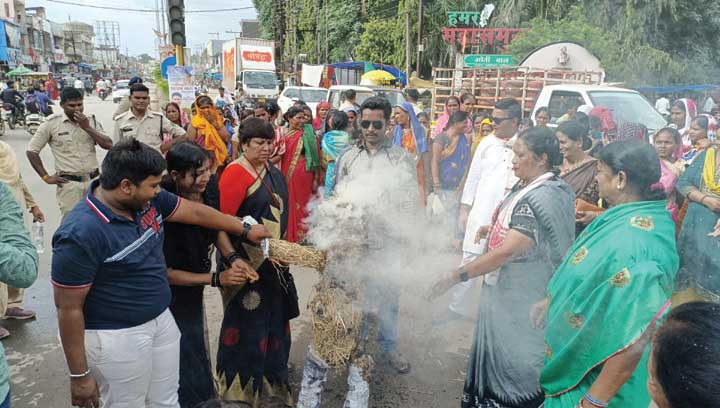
[242,50,272,63]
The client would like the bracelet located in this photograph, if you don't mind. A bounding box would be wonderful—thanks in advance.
[222,251,242,267]
[211,272,222,288]
[42,174,50,182]
[69,368,91,378]
[700,194,708,205]
[583,393,609,408]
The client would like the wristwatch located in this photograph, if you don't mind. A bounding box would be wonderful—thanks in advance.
[239,222,252,240]
[458,266,470,282]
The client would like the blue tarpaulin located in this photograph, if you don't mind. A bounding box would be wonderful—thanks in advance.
[636,84,718,94]
[327,61,407,86]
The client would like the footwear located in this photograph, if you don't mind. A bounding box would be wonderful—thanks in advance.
[4,307,36,320]
[384,351,411,374]
[0,326,9,340]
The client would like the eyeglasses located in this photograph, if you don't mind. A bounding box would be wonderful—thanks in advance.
[360,120,385,130]
[491,116,513,124]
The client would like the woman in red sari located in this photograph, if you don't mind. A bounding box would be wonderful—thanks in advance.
[281,106,321,242]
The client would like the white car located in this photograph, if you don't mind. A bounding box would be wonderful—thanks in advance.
[326,85,407,109]
[277,86,328,115]
[112,80,130,104]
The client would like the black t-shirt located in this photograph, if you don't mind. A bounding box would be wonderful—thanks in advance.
[0,89,22,104]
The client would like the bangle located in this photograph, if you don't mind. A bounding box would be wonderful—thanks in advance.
[42,174,50,182]
[222,251,242,267]
[69,368,91,378]
[211,272,222,288]
[583,393,609,408]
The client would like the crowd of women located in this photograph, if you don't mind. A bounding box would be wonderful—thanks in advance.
[147,87,720,408]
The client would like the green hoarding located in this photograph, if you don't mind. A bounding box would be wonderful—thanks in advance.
[464,54,513,68]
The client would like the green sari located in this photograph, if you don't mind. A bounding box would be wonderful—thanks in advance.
[541,200,678,408]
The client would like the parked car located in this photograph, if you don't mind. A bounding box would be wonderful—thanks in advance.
[112,80,130,104]
[327,85,407,109]
[278,86,329,114]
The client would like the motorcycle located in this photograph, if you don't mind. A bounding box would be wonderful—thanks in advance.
[1,103,24,130]
[25,111,44,136]
[98,88,108,101]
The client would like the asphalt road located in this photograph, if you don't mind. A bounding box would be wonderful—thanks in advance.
[1,89,473,408]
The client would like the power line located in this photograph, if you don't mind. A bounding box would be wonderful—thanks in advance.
[37,0,255,13]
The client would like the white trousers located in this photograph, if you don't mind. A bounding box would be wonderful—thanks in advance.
[84,308,181,408]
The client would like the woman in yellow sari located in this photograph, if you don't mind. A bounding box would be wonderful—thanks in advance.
[187,95,231,171]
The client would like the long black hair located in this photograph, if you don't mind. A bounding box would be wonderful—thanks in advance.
[598,140,664,201]
[163,140,218,207]
[444,110,468,131]
[653,302,720,408]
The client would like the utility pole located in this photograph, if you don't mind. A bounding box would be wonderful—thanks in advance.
[154,0,162,56]
[208,32,220,40]
[324,3,329,63]
[226,30,242,38]
[316,0,321,64]
[274,0,285,79]
[160,0,167,45]
[405,9,411,80]
[415,0,423,76]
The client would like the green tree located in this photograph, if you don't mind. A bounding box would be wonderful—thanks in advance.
[507,7,683,86]
[355,18,403,66]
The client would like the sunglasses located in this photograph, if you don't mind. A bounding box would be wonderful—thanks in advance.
[360,120,385,130]
[491,116,513,124]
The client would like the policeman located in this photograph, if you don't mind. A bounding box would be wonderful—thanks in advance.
[113,83,186,153]
[26,87,113,219]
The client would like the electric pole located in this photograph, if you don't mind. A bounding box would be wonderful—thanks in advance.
[405,9,411,80]
[316,0,321,64]
[415,0,423,76]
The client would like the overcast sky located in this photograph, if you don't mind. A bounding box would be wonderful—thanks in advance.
[28,0,258,57]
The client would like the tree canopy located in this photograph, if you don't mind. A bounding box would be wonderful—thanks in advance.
[250,0,719,85]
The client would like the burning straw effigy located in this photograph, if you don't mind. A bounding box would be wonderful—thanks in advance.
[262,238,364,367]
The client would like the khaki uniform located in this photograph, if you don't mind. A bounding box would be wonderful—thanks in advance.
[27,111,103,218]
[113,109,186,152]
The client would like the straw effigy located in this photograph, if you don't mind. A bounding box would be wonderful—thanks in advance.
[262,238,327,272]
[308,279,362,367]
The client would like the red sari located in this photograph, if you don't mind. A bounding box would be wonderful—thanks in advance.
[281,128,318,242]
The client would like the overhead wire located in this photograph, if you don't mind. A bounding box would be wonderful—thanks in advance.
[36,0,255,13]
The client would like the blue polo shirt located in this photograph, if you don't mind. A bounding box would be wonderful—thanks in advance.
[51,180,181,330]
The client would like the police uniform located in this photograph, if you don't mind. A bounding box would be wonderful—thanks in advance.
[113,109,186,152]
[27,111,103,218]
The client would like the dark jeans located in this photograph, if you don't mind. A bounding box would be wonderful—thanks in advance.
[0,390,10,408]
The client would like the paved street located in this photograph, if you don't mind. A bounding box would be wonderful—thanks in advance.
[2,90,471,407]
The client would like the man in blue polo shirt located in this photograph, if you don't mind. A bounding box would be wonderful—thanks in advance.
[52,139,270,408]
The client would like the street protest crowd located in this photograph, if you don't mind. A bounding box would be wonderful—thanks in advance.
[2,77,720,408]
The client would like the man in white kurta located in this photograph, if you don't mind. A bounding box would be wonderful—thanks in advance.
[448,98,522,318]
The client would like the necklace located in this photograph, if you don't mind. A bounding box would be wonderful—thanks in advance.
[560,156,594,177]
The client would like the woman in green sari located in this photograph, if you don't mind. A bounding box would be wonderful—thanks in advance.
[540,140,679,408]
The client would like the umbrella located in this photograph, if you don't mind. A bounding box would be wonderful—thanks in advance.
[361,69,396,84]
[7,67,33,76]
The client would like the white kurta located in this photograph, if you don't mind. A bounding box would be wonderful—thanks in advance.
[449,134,518,317]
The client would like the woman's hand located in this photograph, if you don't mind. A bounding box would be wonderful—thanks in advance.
[30,206,45,223]
[474,225,490,244]
[703,196,720,213]
[458,206,470,231]
[529,297,549,329]
[708,218,720,237]
[205,111,220,128]
[229,258,259,283]
[219,267,249,287]
[426,273,458,301]
[575,210,599,225]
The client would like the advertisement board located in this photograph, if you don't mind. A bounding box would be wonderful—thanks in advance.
[167,65,195,109]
